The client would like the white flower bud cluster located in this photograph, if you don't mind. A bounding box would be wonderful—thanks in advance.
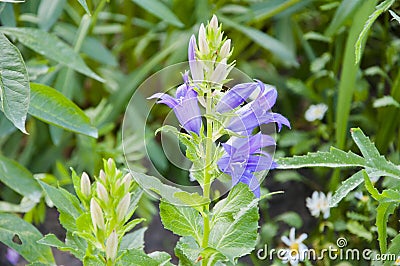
[78,158,134,264]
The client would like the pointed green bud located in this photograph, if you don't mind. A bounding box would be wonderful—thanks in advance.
[96,183,109,205]
[80,172,91,198]
[107,158,114,170]
[198,23,209,55]
[90,198,105,231]
[210,58,229,84]
[105,230,118,262]
[116,193,131,223]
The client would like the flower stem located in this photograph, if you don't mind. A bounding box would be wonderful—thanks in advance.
[202,91,213,265]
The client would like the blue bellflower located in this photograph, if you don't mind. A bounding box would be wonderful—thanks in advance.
[148,72,202,135]
[217,132,276,197]
[218,81,290,134]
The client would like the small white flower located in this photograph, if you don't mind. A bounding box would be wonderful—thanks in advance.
[304,103,328,122]
[281,228,308,266]
[306,191,332,219]
[394,256,400,265]
[354,191,369,202]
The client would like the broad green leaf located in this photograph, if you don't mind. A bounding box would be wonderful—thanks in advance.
[129,170,183,204]
[209,183,259,263]
[76,0,91,15]
[274,211,303,228]
[355,0,395,64]
[39,181,82,220]
[0,27,104,82]
[0,155,42,202]
[200,247,228,266]
[38,234,82,257]
[376,201,398,253]
[148,251,173,266]
[346,220,373,242]
[175,236,201,266]
[383,234,400,266]
[159,201,203,243]
[120,227,147,250]
[37,0,66,31]
[373,95,400,108]
[329,170,364,207]
[220,16,298,67]
[117,249,170,266]
[131,0,184,27]
[0,33,29,133]
[173,191,210,211]
[351,128,400,179]
[29,83,98,138]
[324,0,363,37]
[0,213,55,264]
[276,147,366,169]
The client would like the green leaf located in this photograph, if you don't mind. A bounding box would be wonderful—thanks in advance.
[38,181,82,231]
[324,0,363,37]
[0,27,104,82]
[209,183,259,263]
[131,0,184,27]
[351,128,400,179]
[129,170,183,204]
[220,16,298,67]
[0,33,29,133]
[0,155,42,202]
[276,147,366,169]
[37,0,66,31]
[120,227,147,250]
[117,249,170,266]
[376,201,398,253]
[159,201,203,243]
[173,191,210,212]
[274,211,303,228]
[175,236,201,266]
[346,220,373,242]
[355,0,395,64]
[76,0,91,15]
[330,170,364,207]
[373,95,400,108]
[0,213,55,264]
[383,234,400,266]
[38,233,82,257]
[29,83,98,138]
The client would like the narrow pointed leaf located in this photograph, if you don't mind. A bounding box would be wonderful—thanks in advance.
[76,0,91,15]
[131,0,184,27]
[0,33,29,133]
[0,27,104,82]
[29,83,98,138]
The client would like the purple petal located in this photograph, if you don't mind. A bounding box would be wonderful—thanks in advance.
[173,96,202,135]
[148,93,178,109]
[216,82,258,113]
[188,35,196,62]
[239,172,260,198]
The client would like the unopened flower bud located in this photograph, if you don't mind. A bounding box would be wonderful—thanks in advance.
[96,183,109,205]
[90,198,105,231]
[122,173,132,189]
[80,172,91,198]
[107,158,114,170]
[198,24,209,55]
[116,193,131,223]
[209,15,218,32]
[99,170,106,183]
[210,58,228,84]
[105,230,118,262]
[219,39,231,59]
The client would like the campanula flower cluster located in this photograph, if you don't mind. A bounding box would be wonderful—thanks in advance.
[149,15,290,197]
